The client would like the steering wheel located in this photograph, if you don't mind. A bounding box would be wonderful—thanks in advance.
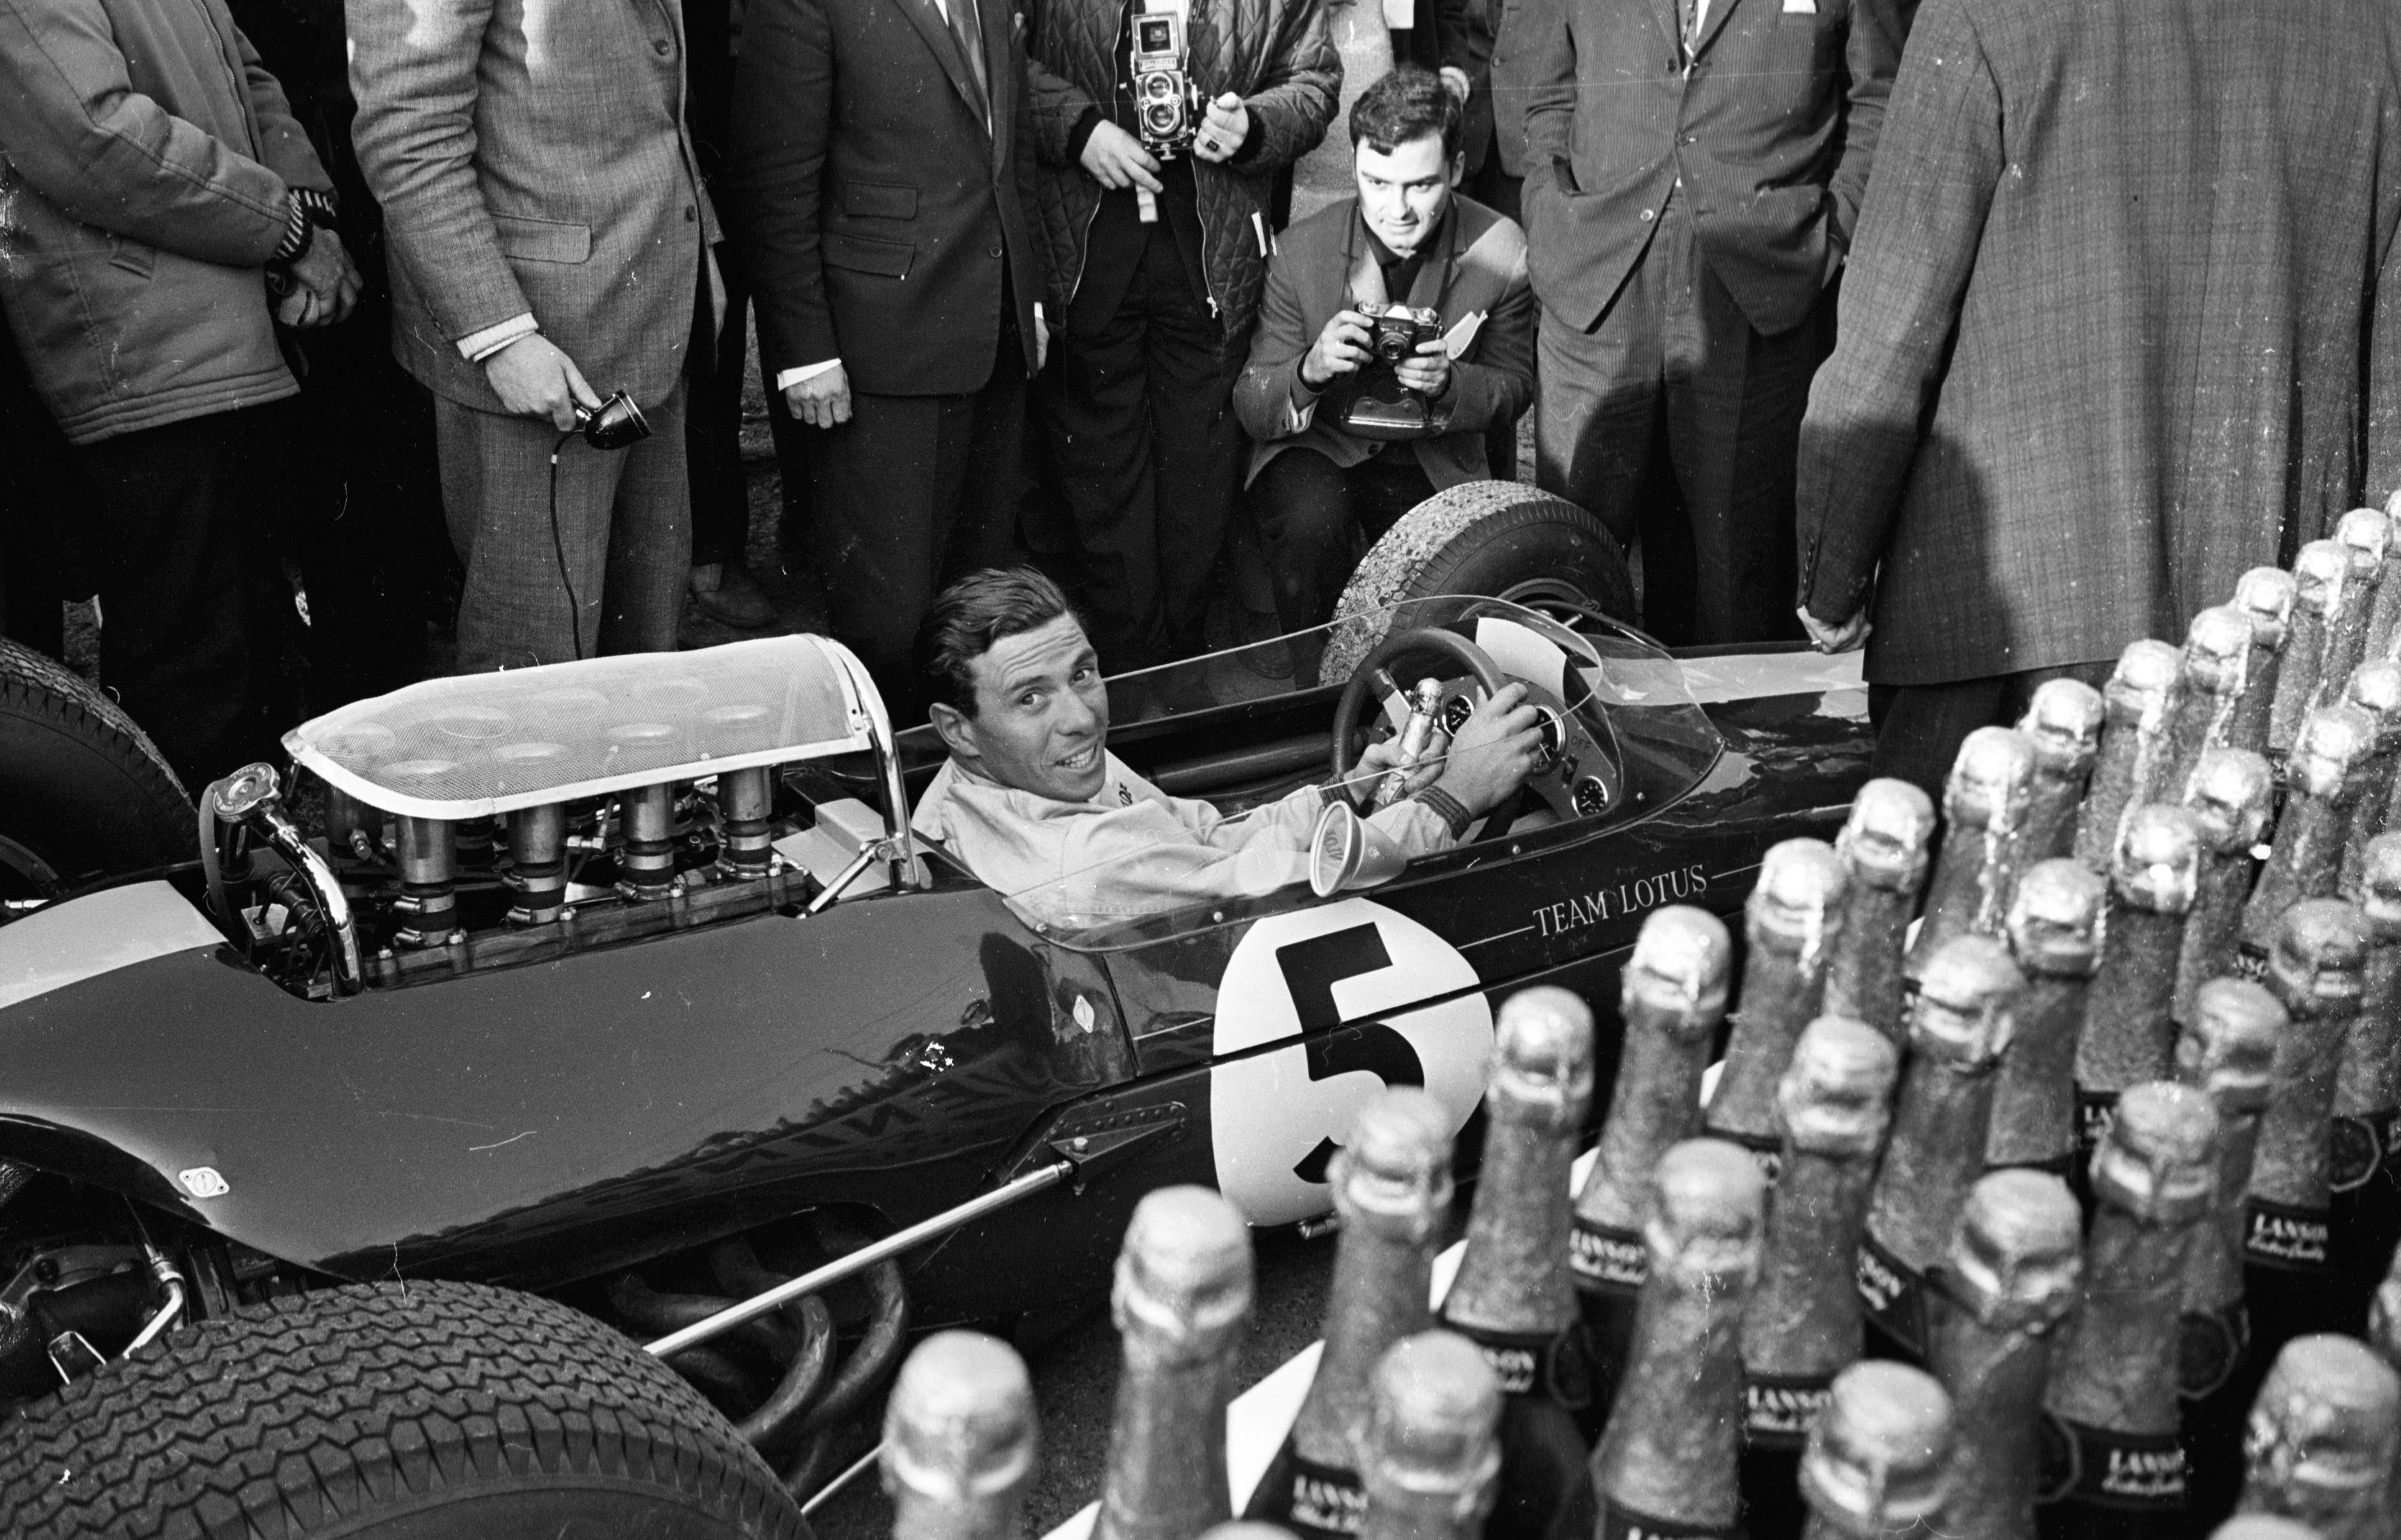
[1331,627,1511,791]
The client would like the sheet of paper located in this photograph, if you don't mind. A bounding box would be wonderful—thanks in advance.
[1443,310,1486,360]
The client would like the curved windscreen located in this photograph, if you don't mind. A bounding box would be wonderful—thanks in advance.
[910,596,1722,943]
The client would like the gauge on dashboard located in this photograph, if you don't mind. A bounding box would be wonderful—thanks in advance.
[1574,775,1612,817]
[1532,706,1567,770]
[1443,695,1475,736]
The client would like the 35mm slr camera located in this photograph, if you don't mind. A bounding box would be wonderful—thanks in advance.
[1359,300,1443,364]
[1130,8,1201,157]
[1336,300,1449,440]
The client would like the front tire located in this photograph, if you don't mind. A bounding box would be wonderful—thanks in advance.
[0,638,190,902]
[0,1280,809,1539]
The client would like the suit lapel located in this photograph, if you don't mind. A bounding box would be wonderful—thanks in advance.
[889,0,993,141]
[1649,0,1685,59]
[979,0,1011,167]
[1691,0,1745,61]
[1405,206,1464,313]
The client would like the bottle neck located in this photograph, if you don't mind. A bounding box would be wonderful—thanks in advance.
[2231,639,2282,754]
[1742,1147,1876,1377]
[1706,941,1822,1145]
[2047,1206,2201,1436]
[2243,794,2353,951]
[1446,1110,1577,1333]
[2268,608,2328,750]
[1594,1270,1749,1528]
[1915,820,2017,968]
[894,1490,1026,1540]
[1867,1055,2002,1274]
[1925,1287,2052,1540]
[1359,1488,1482,1540]
[2023,765,2087,864]
[2073,727,2148,869]
[1291,1225,1436,1465]
[1578,1020,1708,1234]
[2252,1000,2356,1210]
[2176,851,2251,1024]
[2187,1107,2265,1313]
[1988,972,2089,1168]
[1824,884,1912,1045]
[1095,1340,1238,1540]
[2076,904,2186,1094]
[2334,940,2401,1116]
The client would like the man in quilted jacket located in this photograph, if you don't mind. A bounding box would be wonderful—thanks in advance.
[1026,0,1339,673]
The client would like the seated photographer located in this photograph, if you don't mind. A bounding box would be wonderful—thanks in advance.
[1233,66,1534,674]
[912,567,1544,927]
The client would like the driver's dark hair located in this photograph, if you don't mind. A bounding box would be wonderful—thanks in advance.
[915,566,1082,717]
[1350,65,1461,162]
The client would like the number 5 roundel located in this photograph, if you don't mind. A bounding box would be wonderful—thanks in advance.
[1208,897,1494,1226]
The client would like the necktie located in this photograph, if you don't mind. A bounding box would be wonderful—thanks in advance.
[1678,0,1697,52]
[946,0,992,125]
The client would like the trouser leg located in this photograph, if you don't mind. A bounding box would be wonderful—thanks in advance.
[599,377,692,656]
[1039,258,1165,672]
[1251,447,1359,639]
[1867,661,2113,804]
[1142,274,1244,658]
[1534,280,1662,555]
[687,282,752,572]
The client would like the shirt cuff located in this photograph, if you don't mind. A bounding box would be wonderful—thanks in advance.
[775,359,844,390]
[1409,785,1473,841]
[458,313,539,364]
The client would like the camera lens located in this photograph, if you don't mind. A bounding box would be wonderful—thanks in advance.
[1374,327,1412,364]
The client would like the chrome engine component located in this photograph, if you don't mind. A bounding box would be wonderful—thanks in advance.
[392,814,458,947]
[504,802,568,925]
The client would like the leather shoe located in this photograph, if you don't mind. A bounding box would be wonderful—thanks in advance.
[690,562,779,630]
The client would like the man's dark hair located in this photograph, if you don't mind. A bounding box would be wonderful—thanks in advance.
[914,566,1079,716]
[1349,65,1461,163]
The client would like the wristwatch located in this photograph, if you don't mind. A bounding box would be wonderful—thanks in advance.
[271,189,339,267]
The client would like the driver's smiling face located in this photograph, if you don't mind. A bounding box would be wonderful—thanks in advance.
[946,614,1113,802]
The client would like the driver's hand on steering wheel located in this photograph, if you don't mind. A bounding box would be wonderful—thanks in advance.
[1432,682,1544,817]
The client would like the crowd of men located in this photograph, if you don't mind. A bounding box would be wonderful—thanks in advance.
[0,0,2395,804]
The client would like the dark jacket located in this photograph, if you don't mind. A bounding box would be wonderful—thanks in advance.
[1235,194,1532,488]
[1025,0,1339,349]
[1519,0,1903,335]
[0,0,333,445]
[1439,0,1546,178]
[1797,0,2401,687]
[729,0,1043,396]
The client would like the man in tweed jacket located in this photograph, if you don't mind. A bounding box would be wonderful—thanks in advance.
[1795,0,2401,795]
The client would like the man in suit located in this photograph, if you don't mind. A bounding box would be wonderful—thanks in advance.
[731,0,1046,717]
[1521,0,1903,646]
[1796,0,2401,797]
[1438,0,1542,223]
[1235,67,1534,678]
[349,0,714,674]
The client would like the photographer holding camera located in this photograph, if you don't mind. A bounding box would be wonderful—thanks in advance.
[1233,67,1533,674]
[1024,0,1338,674]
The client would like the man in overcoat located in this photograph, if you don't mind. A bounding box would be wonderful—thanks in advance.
[1795,0,2401,795]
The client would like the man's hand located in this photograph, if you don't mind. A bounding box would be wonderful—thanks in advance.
[484,334,603,431]
[784,364,853,429]
[1081,121,1164,193]
[1433,681,1544,816]
[1393,335,1452,398]
[274,230,362,330]
[1193,93,1249,163]
[1355,731,1450,800]
[1797,605,1871,655]
[1301,310,1374,389]
[1439,66,1471,102]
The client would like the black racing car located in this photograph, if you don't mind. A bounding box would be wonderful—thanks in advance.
[0,497,1871,1537]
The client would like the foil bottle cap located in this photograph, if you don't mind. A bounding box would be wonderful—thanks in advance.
[1942,1169,2082,1332]
[1331,1088,1455,1244]
[2186,747,2278,854]
[2363,834,2401,936]
[2112,803,2205,914]
[2105,639,2183,730]
[1944,726,2038,832]
[2296,539,2350,619]
[2290,704,2375,802]
[2235,566,2299,649]
[1835,779,1937,894]
[2005,858,2105,978]
[1908,933,2022,1068]
[1798,1361,1956,1533]
[2343,659,2401,747]
[2184,605,2256,699]
[2208,1519,2332,1540]
[1113,1186,1255,1360]
[1644,1138,1767,1290]
[1355,1331,1503,1528]
[2242,1333,2401,1514]
[2175,978,2286,1115]
[2018,678,2105,777]
[884,1331,1038,1514]
[2268,898,2372,1017]
[1622,906,1732,1044]
[1487,985,1595,1135]
[2338,504,2391,578]
[1776,1015,1898,1157]
[1748,837,1847,961]
[2089,1081,2221,1225]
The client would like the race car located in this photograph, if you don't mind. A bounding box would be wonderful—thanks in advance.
[0,488,1871,1537]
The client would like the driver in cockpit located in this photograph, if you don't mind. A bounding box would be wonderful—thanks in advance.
[910,568,1544,926]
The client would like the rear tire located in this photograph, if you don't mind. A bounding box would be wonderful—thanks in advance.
[0,639,189,901]
[1322,482,1636,685]
[0,1279,808,1539]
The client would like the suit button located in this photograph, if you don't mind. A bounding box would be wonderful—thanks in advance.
[1638,208,1655,223]
[654,37,672,54]
[1679,132,1696,145]
[1667,55,1679,70]
[989,242,1004,257]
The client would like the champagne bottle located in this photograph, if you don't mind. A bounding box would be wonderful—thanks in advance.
[1861,934,2023,1364]
[1796,1361,1956,1540]
[2172,977,2289,1529]
[1573,907,1731,1433]
[2208,1518,2333,1540]
[2036,1081,2221,1539]
[1095,1186,1255,1540]
[1354,1331,1503,1540]
[885,1330,1038,1540]
[2235,1334,2401,1540]
[2162,606,2260,801]
[1249,1090,1456,1539]
[2245,899,2371,1344]
[2331,835,2401,1321]
[2336,662,2401,896]
[2016,679,2107,865]
[1592,1139,1767,1540]
[2073,804,2203,1167]
[1739,1016,1901,1540]
[2075,640,2183,871]
[2370,1238,2401,1373]
[1823,779,1939,1045]
[1910,727,2038,980]
[1924,1170,2084,1540]
[2271,541,2349,759]
[2242,705,2374,972]
[2179,747,2278,1026]
[2368,498,2401,663]
[1987,859,2105,1175]
[1706,839,1847,1175]
[2230,566,2298,761]
[1439,986,1598,1540]
[2316,508,2391,704]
